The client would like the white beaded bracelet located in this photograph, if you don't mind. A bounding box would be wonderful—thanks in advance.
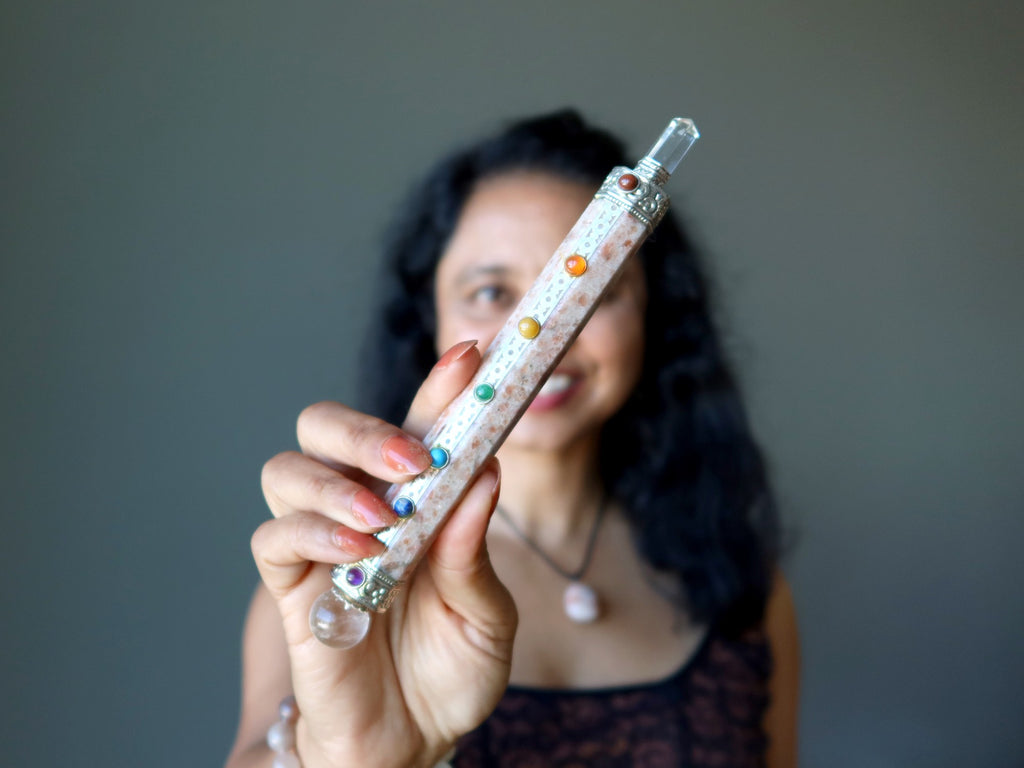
[266,695,300,768]
[267,696,455,768]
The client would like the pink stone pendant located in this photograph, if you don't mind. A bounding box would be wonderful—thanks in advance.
[563,582,600,623]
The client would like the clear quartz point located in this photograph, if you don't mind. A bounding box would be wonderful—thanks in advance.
[643,118,700,175]
[309,588,372,649]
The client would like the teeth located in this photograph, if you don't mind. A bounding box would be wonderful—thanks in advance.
[539,374,574,396]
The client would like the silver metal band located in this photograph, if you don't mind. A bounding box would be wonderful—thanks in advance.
[635,157,670,187]
[330,562,401,612]
[594,166,670,230]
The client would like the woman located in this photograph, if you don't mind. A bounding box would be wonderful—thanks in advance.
[227,111,799,768]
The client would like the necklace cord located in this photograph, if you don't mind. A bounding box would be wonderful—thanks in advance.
[494,495,608,581]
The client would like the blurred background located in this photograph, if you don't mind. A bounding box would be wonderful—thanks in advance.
[2,1,1022,765]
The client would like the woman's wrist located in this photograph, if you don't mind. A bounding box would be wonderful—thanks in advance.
[271,696,456,768]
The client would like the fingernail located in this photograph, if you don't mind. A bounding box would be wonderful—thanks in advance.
[486,458,502,496]
[434,339,478,370]
[351,488,396,528]
[381,435,430,474]
[333,525,385,558]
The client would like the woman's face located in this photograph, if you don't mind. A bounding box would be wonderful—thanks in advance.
[434,171,646,454]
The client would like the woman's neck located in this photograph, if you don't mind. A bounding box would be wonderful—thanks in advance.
[493,436,605,548]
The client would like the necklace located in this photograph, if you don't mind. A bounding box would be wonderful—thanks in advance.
[494,495,607,624]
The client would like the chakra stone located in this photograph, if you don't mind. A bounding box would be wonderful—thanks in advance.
[430,446,450,468]
[474,383,495,402]
[393,497,415,518]
[564,254,588,277]
[345,567,365,587]
[618,173,639,191]
[518,316,541,339]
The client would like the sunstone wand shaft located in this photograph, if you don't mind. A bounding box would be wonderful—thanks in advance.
[311,117,700,648]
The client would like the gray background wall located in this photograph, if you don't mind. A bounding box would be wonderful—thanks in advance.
[2,1,1021,766]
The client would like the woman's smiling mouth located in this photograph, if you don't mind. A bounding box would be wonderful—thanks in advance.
[527,371,582,412]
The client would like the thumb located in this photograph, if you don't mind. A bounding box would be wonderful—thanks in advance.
[426,459,517,641]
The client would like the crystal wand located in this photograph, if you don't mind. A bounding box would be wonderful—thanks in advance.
[310,117,700,648]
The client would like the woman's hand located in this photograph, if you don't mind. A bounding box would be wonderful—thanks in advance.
[245,340,517,768]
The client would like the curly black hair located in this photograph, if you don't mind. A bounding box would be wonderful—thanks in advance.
[359,110,780,632]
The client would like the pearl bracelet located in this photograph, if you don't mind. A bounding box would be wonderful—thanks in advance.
[267,696,455,768]
[266,696,300,768]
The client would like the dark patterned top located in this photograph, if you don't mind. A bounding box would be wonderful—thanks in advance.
[453,627,771,768]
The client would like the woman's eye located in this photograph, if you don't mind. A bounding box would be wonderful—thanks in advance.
[469,284,515,307]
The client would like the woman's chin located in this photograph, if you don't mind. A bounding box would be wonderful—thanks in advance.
[502,410,600,457]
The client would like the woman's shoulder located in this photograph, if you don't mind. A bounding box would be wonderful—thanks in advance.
[764,571,799,664]
[762,571,800,768]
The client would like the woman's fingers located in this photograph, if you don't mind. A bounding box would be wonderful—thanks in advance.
[403,340,481,438]
[291,340,482,493]
[261,451,398,532]
[251,511,384,599]
[256,338,492,642]
[296,402,432,483]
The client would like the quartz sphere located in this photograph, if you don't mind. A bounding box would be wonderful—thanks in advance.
[309,588,372,648]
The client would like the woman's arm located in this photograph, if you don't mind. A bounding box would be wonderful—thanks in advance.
[763,573,800,768]
[224,585,292,768]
